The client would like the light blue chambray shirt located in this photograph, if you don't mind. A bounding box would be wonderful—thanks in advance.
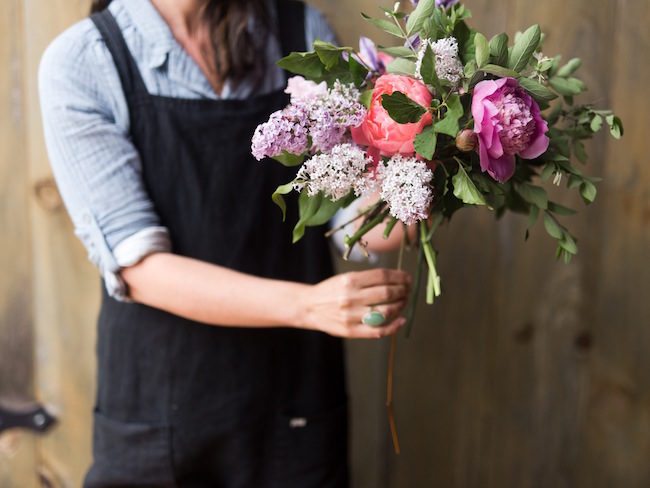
[39,0,338,299]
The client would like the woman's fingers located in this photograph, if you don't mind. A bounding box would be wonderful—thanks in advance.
[342,268,411,289]
[352,284,409,307]
[349,317,407,339]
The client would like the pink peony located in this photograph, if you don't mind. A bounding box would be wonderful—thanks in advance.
[284,76,327,103]
[352,74,432,157]
[472,77,549,182]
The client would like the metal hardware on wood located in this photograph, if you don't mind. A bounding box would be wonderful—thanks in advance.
[0,404,56,434]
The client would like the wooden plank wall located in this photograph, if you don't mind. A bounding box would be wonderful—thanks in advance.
[0,0,648,486]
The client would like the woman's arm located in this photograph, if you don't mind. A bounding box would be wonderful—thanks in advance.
[122,253,411,339]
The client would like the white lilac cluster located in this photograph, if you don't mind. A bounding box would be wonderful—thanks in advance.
[294,143,372,201]
[251,77,367,160]
[415,37,464,84]
[377,155,433,225]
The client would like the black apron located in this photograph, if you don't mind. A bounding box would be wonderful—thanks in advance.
[85,4,348,487]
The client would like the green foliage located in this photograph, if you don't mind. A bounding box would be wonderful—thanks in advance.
[414,125,437,159]
[452,160,486,205]
[406,0,435,36]
[434,94,463,137]
[272,151,306,167]
[474,32,489,68]
[381,91,427,123]
[508,24,541,72]
[489,33,509,66]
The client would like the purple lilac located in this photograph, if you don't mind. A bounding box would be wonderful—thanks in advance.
[251,104,310,160]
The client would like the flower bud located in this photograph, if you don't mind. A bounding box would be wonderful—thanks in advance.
[455,129,478,152]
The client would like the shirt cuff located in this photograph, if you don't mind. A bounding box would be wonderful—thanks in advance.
[329,199,378,263]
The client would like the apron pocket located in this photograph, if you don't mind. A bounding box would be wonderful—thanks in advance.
[271,401,349,488]
[84,410,176,487]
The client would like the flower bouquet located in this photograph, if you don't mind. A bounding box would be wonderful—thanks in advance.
[252,0,621,326]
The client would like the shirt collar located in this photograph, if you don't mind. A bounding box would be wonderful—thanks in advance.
[119,0,175,69]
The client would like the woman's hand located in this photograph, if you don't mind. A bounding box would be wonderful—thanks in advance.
[298,268,412,339]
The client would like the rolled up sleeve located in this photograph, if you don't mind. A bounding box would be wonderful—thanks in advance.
[38,21,170,300]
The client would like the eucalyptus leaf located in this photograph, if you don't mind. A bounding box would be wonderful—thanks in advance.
[489,33,509,66]
[573,140,587,164]
[508,24,541,72]
[547,201,577,215]
[590,114,603,132]
[474,32,489,68]
[556,57,582,77]
[518,77,557,102]
[386,58,417,76]
[549,76,583,96]
[541,163,555,182]
[480,64,519,78]
[525,204,539,240]
[381,91,427,124]
[414,124,437,159]
[452,162,486,205]
[361,13,404,38]
[543,213,564,239]
[378,45,416,58]
[517,183,548,209]
[406,0,435,36]
[579,181,597,204]
[559,233,578,254]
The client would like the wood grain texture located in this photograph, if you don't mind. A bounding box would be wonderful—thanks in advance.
[0,0,38,486]
[23,0,99,486]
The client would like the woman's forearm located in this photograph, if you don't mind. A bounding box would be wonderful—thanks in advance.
[121,252,308,328]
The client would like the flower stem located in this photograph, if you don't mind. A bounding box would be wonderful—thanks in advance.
[343,207,390,260]
[420,220,442,304]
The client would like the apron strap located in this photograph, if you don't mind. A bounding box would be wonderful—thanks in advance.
[90,9,149,98]
[276,0,307,77]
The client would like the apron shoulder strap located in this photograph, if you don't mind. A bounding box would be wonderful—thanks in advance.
[276,0,307,58]
[90,9,148,98]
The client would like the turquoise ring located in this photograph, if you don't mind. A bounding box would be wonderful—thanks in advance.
[362,310,386,327]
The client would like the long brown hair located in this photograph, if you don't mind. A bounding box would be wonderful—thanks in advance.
[90,0,271,89]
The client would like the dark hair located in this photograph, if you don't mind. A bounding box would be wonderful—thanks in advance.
[90,0,271,89]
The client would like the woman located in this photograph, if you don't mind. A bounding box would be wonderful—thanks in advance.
[39,0,410,486]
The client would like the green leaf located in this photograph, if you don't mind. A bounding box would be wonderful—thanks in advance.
[541,163,555,182]
[414,124,437,159]
[489,33,509,66]
[452,162,486,205]
[293,191,323,243]
[547,201,577,215]
[271,181,295,221]
[556,57,582,77]
[277,51,324,78]
[378,45,416,58]
[348,55,368,87]
[480,64,519,78]
[406,0,435,36]
[580,180,597,204]
[517,183,548,209]
[271,151,306,167]
[543,213,564,239]
[607,115,623,139]
[474,32,489,68]
[559,233,578,254]
[508,24,541,72]
[307,193,352,226]
[361,13,404,38]
[381,91,427,124]
[525,204,540,240]
[590,114,603,132]
[549,76,583,96]
[573,140,587,164]
[518,77,557,102]
[313,40,351,70]
[359,89,372,109]
[420,43,443,92]
[386,57,417,76]
[434,93,463,137]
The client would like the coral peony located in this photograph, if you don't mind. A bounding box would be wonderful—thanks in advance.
[472,77,549,182]
[352,74,432,156]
